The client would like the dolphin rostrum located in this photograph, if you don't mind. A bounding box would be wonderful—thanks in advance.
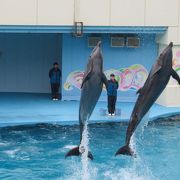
[115,42,180,157]
[65,41,108,160]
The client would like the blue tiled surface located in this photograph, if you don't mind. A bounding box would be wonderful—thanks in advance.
[0,93,179,127]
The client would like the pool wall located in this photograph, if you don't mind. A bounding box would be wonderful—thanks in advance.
[0,93,179,127]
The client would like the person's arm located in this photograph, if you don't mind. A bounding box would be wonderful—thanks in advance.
[59,69,62,77]
[49,69,53,78]
[116,81,119,90]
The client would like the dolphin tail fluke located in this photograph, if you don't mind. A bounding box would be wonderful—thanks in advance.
[115,145,135,157]
[65,146,94,160]
[65,146,80,158]
[87,151,94,160]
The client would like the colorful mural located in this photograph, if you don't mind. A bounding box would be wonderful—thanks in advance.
[176,51,180,57]
[64,64,148,91]
[174,64,180,76]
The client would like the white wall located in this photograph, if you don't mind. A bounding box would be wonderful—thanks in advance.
[156,40,180,107]
[110,0,145,26]
[0,0,37,25]
[0,0,180,28]
[0,33,61,93]
[145,0,179,26]
[37,0,74,25]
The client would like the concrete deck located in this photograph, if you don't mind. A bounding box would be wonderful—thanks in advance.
[0,93,180,127]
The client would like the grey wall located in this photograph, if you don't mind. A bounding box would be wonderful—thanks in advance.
[0,33,61,93]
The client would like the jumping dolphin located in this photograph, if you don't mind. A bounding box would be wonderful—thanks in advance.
[65,41,108,160]
[115,42,180,157]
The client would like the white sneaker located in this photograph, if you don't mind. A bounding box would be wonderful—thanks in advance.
[52,98,56,101]
[55,98,59,101]
[108,113,111,116]
[112,113,115,116]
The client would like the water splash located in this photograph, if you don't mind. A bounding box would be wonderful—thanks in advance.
[129,135,154,180]
[140,111,150,135]
[102,119,156,180]
[127,111,156,180]
[80,122,90,180]
[102,112,155,180]
[65,111,154,180]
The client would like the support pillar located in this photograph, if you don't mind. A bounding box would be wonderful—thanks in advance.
[156,28,180,107]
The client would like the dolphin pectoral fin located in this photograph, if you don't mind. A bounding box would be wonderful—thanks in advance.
[65,146,80,158]
[65,146,94,160]
[171,69,180,85]
[115,145,135,157]
[81,72,91,88]
[81,59,93,88]
[136,88,142,95]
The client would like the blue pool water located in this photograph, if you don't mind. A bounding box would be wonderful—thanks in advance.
[0,115,179,180]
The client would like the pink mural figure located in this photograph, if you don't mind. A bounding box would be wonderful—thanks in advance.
[64,71,84,90]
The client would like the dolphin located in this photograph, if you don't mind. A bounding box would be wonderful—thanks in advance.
[65,41,108,160]
[115,42,180,157]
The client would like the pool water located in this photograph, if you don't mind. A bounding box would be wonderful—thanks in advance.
[0,115,179,180]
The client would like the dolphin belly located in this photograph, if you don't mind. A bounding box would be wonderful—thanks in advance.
[79,75,103,123]
[125,74,170,143]
[135,76,169,121]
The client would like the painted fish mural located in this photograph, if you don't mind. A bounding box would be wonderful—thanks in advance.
[64,71,84,90]
[64,64,148,91]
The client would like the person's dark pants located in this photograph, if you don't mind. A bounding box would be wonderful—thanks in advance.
[51,83,60,99]
[108,95,117,114]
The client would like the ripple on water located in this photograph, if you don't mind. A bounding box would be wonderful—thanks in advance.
[0,115,179,180]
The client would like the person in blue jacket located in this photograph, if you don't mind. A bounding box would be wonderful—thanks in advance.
[107,74,119,116]
[49,62,61,100]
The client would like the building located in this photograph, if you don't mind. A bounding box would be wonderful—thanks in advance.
[0,0,179,106]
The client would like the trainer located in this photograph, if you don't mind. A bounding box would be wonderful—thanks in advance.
[49,62,61,100]
[107,73,119,116]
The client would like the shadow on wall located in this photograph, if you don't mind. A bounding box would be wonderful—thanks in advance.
[0,33,62,93]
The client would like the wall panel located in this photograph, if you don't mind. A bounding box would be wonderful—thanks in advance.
[37,0,74,25]
[145,0,179,26]
[77,0,110,26]
[110,0,145,26]
[0,0,37,25]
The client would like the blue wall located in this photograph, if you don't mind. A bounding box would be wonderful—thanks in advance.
[0,33,61,93]
[62,33,158,101]
[0,32,158,101]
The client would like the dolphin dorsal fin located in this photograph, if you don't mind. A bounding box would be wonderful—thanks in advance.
[101,73,108,90]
